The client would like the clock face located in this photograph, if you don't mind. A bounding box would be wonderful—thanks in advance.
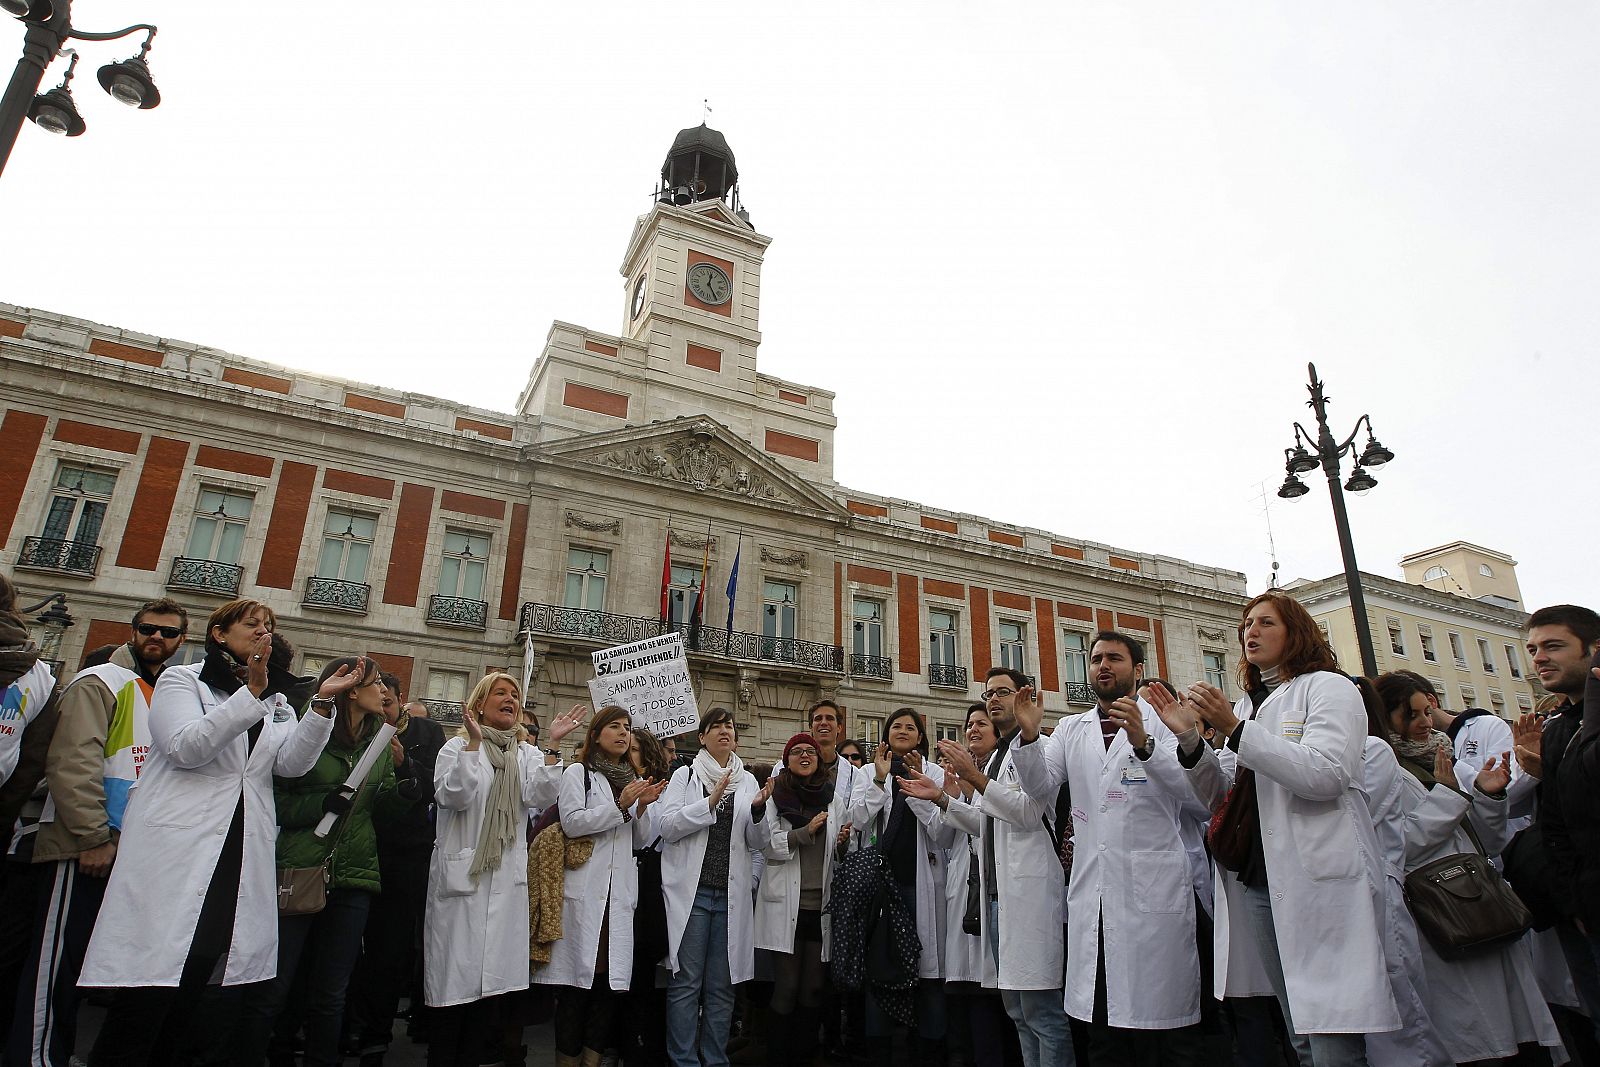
[631,273,647,319]
[686,262,731,306]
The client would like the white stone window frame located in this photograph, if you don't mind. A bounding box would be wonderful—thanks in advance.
[995,616,1030,677]
[22,442,138,554]
[1476,636,1496,675]
[925,598,963,670]
[1060,627,1092,694]
[848,590,891,663]
[1202,649,1230,694]
[562,543,615,614]
[1386,618,1408,658]
[1447,631,1468,671]
[307,492,394,590]
[426,519,499,605]
[759,572,802,645]
[1504,645,1524,679]
[168,470,272,573]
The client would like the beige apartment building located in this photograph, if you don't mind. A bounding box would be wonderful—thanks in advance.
[1285,541,1541,721]
[0,125,1248,756]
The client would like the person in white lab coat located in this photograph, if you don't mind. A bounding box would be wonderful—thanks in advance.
[754,732,839,1067]
[899,669,1073,1067]
[423,672,558,1067]
[863,707,952,1054]
[942,704,1024,1067]
[79,599,342,1067]
[537,706,665,1067]
[1153,592,1400,1067]
[1008,632,1205,1063]
[1375,671,1566,1064]
[658,707,774,1067]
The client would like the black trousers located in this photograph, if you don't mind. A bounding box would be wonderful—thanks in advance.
[1087,913,1207,1067]
[349,844,431,1049]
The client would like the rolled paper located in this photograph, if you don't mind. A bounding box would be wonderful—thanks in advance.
[313,722,397,838]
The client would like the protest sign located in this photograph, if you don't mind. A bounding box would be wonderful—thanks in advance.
[587,631,699,738]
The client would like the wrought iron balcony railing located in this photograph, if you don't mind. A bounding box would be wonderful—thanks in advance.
[303,576,371,614]
[850,653,894,681]
[519,602,845,673]
[16,537,101,576]
[419,699,464,725]
[427,595,488,630]
[1065,681,1095,704]
[167,557,243,597]
[928,663,968,690]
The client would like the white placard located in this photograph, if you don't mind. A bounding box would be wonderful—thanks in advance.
[587,632,699,739]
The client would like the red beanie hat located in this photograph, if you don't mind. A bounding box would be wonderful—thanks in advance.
[783,733,820,763]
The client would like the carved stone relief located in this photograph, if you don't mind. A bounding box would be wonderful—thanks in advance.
[1197,626,1228,642]
[589,436,794,504]
[563,510,622,535]
[760,546,808,568]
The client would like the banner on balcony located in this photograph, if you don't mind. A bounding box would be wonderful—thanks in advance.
[587,631,699,738]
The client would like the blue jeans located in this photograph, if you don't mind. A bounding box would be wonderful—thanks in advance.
[988,898,1073,1067]
[667,886,734,1067]
[1239,884,1368,1067]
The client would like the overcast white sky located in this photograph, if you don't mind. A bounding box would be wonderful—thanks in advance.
[4,2,1596,613]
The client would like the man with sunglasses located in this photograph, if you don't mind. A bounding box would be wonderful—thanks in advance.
[5,598,187,1066]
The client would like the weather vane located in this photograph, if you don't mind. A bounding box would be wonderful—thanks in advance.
[703,98,712,124]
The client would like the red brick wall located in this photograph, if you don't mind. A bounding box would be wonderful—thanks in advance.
[584,340,619,357]
[364,651,414,701]
[440,490,505,520]
[1117,613,1151,632]
[81,619,130,665]
[686,343,721,371]
[256,461,318,589]
[221,367,291,394]
[970,587,992,680]
[499,503,529,620]
[764,430,818,463]
[988,530,1023,548]
[1035,600,1059,692]
[1109,556,1141,572]
[87,338,163,367]
[455,416,513,441]
[847,564,893,588]
[322,469,395,500]
[778,389,807,405]
[1051,543,1085,560]
[1096,609,1115,633]
[563,382,630,419]
[1153,619,1170,679]
[195,445,273,478]
[382,483,435,607]
[0,410,48,547]
[0,318,24,338]
[924,579,964,600]
[834,561,843,646]
[1058,602,1093,623]
[54,420,140,453]
[847,500,888,518]
[114,436,191,570]
[994,591,1030,611]
[344,393,406,419]
[897,574,921,675]
[920,516,957,534]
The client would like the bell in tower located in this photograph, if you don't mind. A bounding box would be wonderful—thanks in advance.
[659,124,748,223]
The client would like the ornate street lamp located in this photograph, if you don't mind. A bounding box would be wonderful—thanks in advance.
[19,591,75,663]
[1275,363,1397,678]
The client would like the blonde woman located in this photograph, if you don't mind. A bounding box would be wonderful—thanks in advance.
[424,673,557,1067]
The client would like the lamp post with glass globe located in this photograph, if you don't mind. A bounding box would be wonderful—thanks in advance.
[0,1,161,180]
[18,590,74,668]
[1276,362,1395,678]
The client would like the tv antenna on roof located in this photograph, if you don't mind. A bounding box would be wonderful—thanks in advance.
[1258,482,1282,589]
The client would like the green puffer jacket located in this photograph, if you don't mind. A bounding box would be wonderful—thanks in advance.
[274,714,418,892]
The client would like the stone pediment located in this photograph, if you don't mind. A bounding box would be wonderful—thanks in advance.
[536,417,847,520]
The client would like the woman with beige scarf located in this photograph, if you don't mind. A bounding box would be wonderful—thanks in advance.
[423,672,552,1067]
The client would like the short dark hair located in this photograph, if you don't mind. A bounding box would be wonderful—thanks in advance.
[206,599,275,643]
[380,672,402,697]
[1092,631,1145,667]
[1375,672,1434,731]
[1528,605,1600,649]
[699,707,736,737]
[132,597,188,631]
[836,738,865,759]
[808,699,843,725]
[580,706,632,768]
[984,666,1029,690]
[1138,678,1178,700]
[1391,669,1439,700]
[884,706,930,757]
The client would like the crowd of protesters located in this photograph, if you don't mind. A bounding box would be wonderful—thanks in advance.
[0,571,1598,1067]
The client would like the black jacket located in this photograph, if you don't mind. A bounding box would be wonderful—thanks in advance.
[1555,653,1600,930]
[376,712,446,853]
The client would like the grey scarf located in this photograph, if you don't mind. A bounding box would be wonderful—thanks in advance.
[469,725,523,881]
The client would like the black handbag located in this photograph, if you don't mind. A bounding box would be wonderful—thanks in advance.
[1403,816,1532,958]
[961,848,981,936]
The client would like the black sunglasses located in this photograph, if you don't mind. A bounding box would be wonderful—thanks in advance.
[136,623,183,640]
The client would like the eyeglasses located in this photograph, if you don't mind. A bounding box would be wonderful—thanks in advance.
[843,753,866,764]
[136,623,183,639]
[787,747,818,760]
[980,686,1016,702]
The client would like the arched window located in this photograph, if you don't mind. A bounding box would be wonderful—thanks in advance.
[1423,565,1449,582]
[1479,563,1495,577]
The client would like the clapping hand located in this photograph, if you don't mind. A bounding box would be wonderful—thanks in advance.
[807,810,829,835]
[1512,713,1543,779]
[752,776,776,812]
[1185,682,1238,736]
[630,777,667,815]
[549,705,588,745]
[1475,752,1512,796]
[1434,743,1456,786]
[1013,685,1044,741]
[873,742,893,783]
[708,769,734,809]
[313,656,368,711]
[461,700,483,748]
[935,739,981,785]
[1106,696,1147,749]
[1143,682,1198,736]
[617,778,651,812]
[895,769,944,803]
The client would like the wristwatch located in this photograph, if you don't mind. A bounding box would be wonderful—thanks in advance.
[1134,737,1155,761]
[543,747,561,758]
[309,695,336,711]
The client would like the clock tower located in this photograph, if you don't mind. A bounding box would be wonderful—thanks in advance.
[519,124,837,482]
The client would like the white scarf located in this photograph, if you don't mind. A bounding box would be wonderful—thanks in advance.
[692,747,744,795]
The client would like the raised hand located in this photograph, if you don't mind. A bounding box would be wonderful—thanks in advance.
[1185,682,1239,735]
[708,769,734,810]
[635,778,668,814]
[1512,713,1543,779]
[807,810,829,835]
[896,769,943,802]
[943,765,962,798]
[1014,684,1044,741]
[752,776,776,812]
[461,699,483,748]
[1475,753,1512,796]
[1433,743,1455,786]
[904,751,923,777]
[617,778,648,811]
[246,631,273,698]
[390,736,405,768]
[317,657,368,700]
[1144,682,1197,736]
[936,739,982,785]
[836,820,854,850]
[550,705,588,744]
[1107,696,1148,750]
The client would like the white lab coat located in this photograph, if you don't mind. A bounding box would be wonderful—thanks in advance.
[536,762,653,991]
[1358,738,1453,1067]
[80,664,333,988]
[1011,702,1200,1029]
[1181,672,1399,1034]
[0,660,55,786]
[657,764,772,984]
[936,745,1064,991]
[1391,758,1564,1062]
[943,831,985,984]
[423,736,549,1007]
[866,762,952,979]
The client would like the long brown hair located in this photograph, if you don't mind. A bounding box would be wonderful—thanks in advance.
[1236,592,1337,692]
[577,705,632,767]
